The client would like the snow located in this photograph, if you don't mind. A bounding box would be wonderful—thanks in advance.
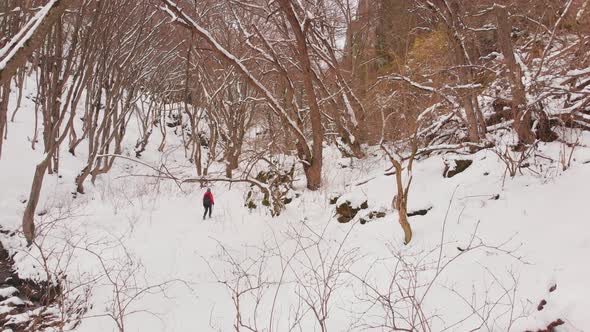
[3,306,57,325]
[0,297,25,307]
[0,287,18,298]
[336,191,367,209]
[1,79,590,331]
[568,67,590,76]
[387,74,436,92]
[342,94,358,127]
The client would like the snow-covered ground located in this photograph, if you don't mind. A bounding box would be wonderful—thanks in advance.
[1,81,590,331]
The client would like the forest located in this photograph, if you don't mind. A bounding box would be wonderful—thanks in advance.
[0,0,589,331]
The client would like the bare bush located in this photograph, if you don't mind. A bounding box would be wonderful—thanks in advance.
[347,193,530,331]
[493,142,538,183]
[203,220,359,332]
[204,204,534,332]
[80,244,184,332]
[16,198,93,331]
[557,127,582,171]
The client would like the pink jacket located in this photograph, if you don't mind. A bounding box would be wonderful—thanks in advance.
[203,192,214,205]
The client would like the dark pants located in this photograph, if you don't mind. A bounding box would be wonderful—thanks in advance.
[203,204,212,218]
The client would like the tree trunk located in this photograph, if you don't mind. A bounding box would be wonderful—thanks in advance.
[278,0,324,190]
[303,161,322,191]
[0,83,9,159]
[392,161,412,245]
[461,66,487,142]
[75,164,91,194]
[10,71,26,122]
[194,140,202,177]
[225,149,239,178]
[22,157,50,245]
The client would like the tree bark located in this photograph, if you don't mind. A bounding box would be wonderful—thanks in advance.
[22,158,50,244]
[391,159,412,245]
[0,83,9,159]
[277,0,324,190]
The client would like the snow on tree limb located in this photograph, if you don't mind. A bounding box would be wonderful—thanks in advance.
[381,74,459,108]
[0,0,74,85]
[577,0,589,23]
[533,0,575,81]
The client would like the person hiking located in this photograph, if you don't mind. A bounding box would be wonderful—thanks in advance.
[203,188,214,219]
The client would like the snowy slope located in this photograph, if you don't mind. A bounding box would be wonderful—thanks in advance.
[1,80,590,332]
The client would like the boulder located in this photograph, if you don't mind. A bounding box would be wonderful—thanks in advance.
[443,158,473,178]
[335,194,368,223]
[359,209,387,225]
[329,192,342,205]
[407,206,432,217]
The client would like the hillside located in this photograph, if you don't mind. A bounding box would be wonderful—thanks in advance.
[0,79,589,331]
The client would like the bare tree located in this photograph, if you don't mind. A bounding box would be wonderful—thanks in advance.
[81,245,184,332]
[198,67,256,178]
[494,4,535,145]
[159,0,388,188]
[74,0,183,193]
[416,0,488,143]
[21,1,96,244]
